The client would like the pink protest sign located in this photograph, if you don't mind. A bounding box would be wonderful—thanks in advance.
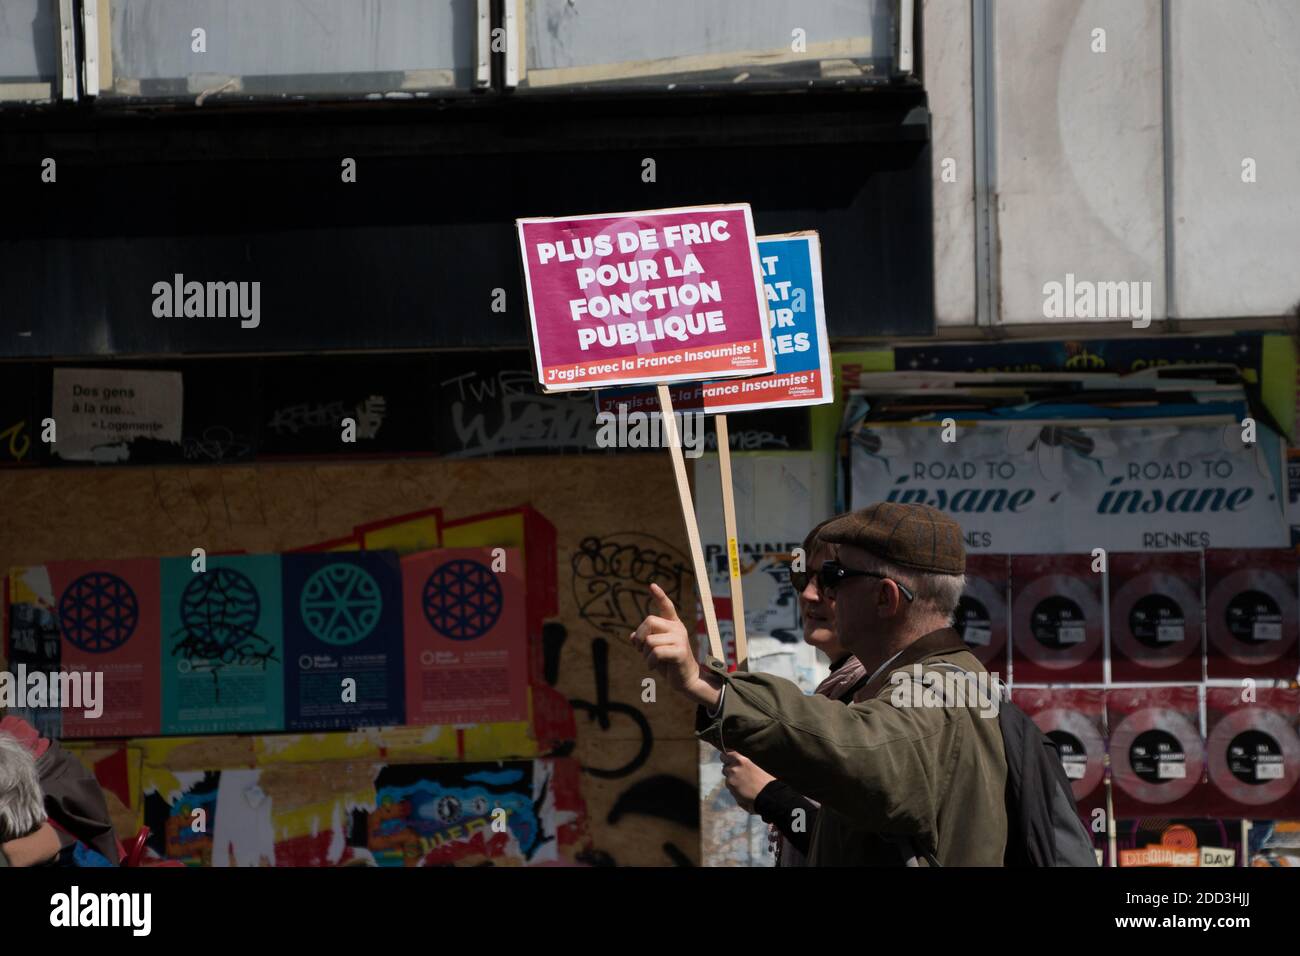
[517,204,774,392]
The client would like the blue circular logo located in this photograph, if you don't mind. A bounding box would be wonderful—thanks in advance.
[423,559,502,641]
[300,563,383,646]
[59,571,139,653]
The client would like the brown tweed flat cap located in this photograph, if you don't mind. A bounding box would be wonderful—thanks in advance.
[819,502,965,575]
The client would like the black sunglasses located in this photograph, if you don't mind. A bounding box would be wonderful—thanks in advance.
[791,560,915,602]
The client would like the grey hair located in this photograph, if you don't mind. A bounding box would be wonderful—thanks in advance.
[850,554,966,624]
[0,731,46,841]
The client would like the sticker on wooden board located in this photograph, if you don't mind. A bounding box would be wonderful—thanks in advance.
[282,552,404,731]
[160,555,285,735]
[402,548,528,726]
[518,204,773,392]
[47,558,162,737]
[596,232,833,414]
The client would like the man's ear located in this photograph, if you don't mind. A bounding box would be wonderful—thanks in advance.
[878,580,904,618]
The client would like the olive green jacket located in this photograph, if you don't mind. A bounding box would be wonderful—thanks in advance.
[698,628,1008,866]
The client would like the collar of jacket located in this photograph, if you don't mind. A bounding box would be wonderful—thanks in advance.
[858,627,970,700]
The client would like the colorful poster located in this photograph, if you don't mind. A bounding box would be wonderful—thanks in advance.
[402,548,528,726]
[597,232,833,414]
[282,552,404,731]
[47,558,162,737]
[1116,819,1243,868]
[518,204,773,392]
[369,760,553,866]
[160,555,285,735]
[142,755,581,867]
[3,566,63,740]
[143,771,219,866]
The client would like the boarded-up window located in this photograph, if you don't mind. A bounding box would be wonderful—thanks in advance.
[0,0,60,103]
[514,0,894,91]
[99,0,478,101]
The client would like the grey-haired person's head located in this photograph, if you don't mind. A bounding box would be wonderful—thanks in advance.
[0,731,46,842]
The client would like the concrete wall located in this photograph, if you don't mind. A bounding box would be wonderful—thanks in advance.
[923,0,977,325]
[1169,0,1300,318]
[925,0,1300,326]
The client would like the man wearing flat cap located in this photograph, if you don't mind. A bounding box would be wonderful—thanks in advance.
[632,502,1008,865]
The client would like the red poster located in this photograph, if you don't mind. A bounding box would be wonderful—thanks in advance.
[402,548,527,726]
[47,558,161,737]
[1204,549,1300,680]
[1206,687,1300,819]
[1014,688,1108,819]
[956,554,1010,673]
[1010,554,1104,683]
[1107,686,1208,818]
[439,506,571,750]
[1108,551,1203,683]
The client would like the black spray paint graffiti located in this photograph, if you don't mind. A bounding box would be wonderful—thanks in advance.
[701,429,790,451]
[568,637,652,780]
[571,533,690,637]
[170,571,278,701]
[183,425,254,462]
[555,534,700,865]
[607,775,698,829]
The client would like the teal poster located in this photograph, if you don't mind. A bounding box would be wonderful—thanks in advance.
[160,555,285,734]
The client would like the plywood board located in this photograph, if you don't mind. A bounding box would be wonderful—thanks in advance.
[0,454,701,864]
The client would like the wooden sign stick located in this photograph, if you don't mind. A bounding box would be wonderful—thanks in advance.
[714,414,748,671]
[656,385,724,662]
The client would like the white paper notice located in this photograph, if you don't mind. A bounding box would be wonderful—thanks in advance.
[51,368,183,462]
